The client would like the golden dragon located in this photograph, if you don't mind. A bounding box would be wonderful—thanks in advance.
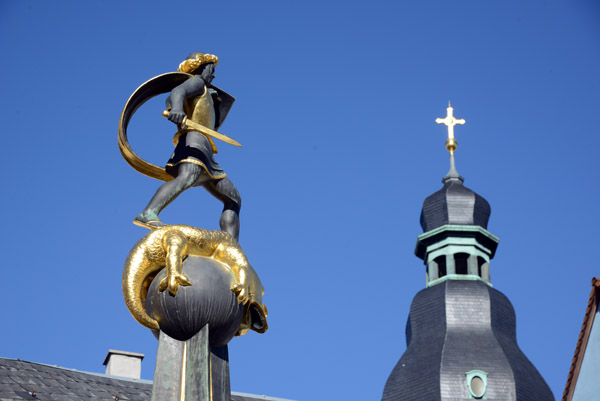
[122,225,267,335]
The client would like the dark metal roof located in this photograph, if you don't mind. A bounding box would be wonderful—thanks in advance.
[420,178,491,232]
[0,358,292,401]
[382,280,554,401]
[562,277,600,401]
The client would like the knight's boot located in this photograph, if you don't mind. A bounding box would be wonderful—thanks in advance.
[133,211,164,230]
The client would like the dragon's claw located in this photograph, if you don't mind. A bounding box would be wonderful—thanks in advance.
[231,283,250,305]
[159,273,192,296]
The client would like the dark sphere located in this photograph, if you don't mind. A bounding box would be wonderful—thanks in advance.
[145,255,244,346]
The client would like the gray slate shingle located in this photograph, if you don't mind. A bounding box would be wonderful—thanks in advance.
[0,358,291,401]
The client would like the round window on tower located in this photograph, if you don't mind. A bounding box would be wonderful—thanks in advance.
[470,376,484,397]
[465,370,488,399]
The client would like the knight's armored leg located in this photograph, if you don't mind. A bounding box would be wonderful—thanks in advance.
[135,163,204,227]
[204,177,241,241]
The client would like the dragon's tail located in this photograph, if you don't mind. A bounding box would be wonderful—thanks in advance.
[122,246,160,330]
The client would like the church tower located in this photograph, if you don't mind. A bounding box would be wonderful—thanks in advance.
[382,105,554,401]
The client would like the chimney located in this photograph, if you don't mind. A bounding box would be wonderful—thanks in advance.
[103,350,144,379]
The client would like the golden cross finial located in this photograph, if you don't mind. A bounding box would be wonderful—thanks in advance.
[435,102,465,155]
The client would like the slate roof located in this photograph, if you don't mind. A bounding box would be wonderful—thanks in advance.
[382,280,554,401]
[0,358,292,401]
[420,178,491,233]
[562,277,600,401]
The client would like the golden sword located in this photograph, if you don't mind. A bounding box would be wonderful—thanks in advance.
[162,110,242,147]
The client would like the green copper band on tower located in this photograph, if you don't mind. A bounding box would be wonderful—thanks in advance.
[427,274,492,288]
[416,224,499,287]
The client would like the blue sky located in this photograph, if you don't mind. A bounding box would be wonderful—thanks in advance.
[1,1,599,400]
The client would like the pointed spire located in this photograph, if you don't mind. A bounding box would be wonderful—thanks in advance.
[436,103,465,183]
[443,153,463,183]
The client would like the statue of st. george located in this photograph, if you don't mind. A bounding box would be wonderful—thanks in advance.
[131,52,242,240]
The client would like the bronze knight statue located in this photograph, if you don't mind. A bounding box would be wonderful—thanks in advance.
[133,53,241,239]
[118,53,267,401]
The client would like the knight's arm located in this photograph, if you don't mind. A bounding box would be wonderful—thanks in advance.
[167,77,206,124]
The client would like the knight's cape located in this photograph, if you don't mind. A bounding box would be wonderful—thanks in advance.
[118,72,235,182]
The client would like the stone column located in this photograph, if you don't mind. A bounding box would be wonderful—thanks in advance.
[445,254,456,275]
[481,262,490,283]
[428,260,440,282]
[467,254,479,276]
[151,326,231,401]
